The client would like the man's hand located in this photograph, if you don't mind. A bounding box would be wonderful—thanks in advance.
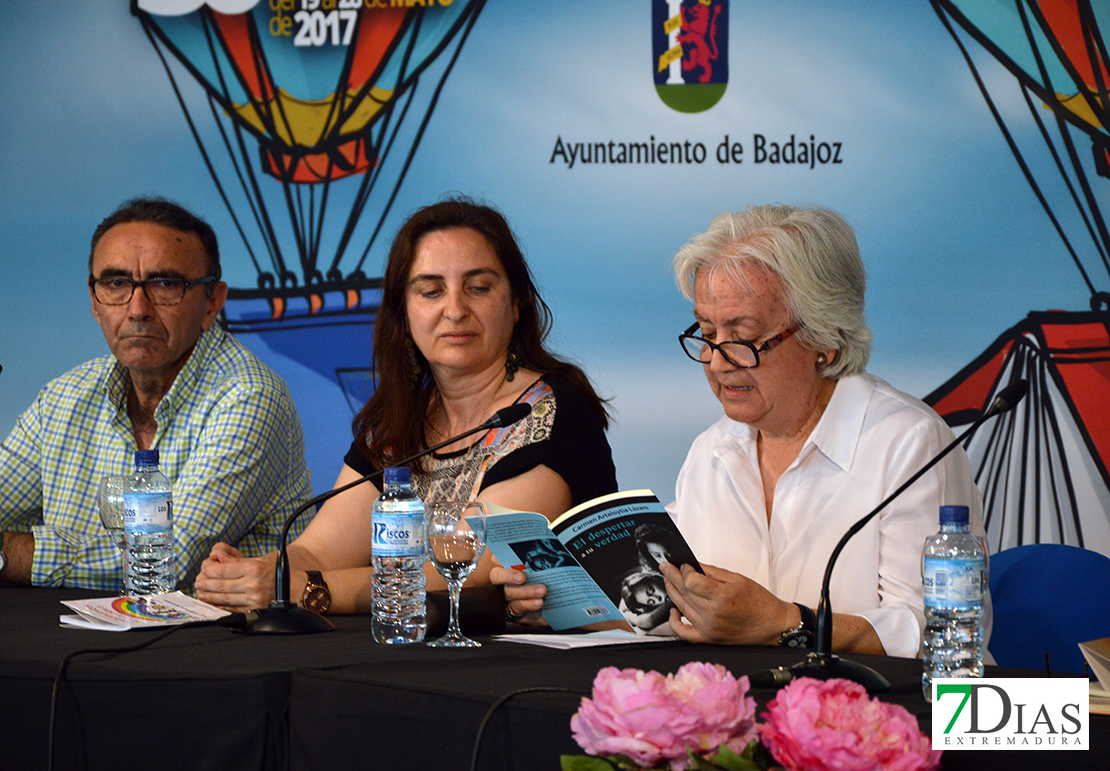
[0,532,34,585]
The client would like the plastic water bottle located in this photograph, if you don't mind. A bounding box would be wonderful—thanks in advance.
[122,449,175,595]
[922,504,987,700]
[371,466,426,644]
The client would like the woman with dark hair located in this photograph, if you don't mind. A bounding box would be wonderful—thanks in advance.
[195,197,617,614]
[634,523,685,573]
[618,570,671,633]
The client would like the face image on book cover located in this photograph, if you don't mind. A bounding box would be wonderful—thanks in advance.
[507,538,579,571]
[572,514,699,633]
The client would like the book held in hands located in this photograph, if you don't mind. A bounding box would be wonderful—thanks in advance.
[475,490,700,633]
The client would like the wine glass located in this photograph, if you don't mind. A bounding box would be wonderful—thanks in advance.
[425,500,487,648]
[98,475,127,594]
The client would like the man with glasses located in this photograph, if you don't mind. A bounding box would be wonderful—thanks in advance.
[0,197,312,591]
[496,204,986,659]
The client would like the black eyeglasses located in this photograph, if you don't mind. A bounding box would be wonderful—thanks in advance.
[88,275,216,306]
[678,322,800,369]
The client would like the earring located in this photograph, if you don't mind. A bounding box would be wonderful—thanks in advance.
[816,354,827,368]
[405,337,421,384]
[505,346,520,382]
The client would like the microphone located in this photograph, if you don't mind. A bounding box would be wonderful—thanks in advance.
[749,378,1028,692]
[241,402,534,634]
[217,609,262,629]
[748,666,795,689]
[480,402,531,428]
[984,378,1028,417]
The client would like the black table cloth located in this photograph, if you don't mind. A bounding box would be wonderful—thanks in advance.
[1,587,1104,770]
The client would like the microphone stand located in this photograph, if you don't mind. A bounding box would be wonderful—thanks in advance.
[243,404,532,634]
[767,379,1028,692]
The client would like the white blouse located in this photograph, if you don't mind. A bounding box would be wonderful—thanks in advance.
[668,373,988,658]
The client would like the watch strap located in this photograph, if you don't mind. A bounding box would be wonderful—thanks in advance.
[778,602,816,649]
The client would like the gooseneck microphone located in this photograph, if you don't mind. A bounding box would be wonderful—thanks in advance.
[750,379,1028,691]
[242,402,533,634]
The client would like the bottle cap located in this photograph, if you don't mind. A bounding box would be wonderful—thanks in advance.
[939,505,970,525]
[135,449,160,466]
[383,466,412,484]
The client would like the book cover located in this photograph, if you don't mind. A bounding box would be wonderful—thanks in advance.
[479,490,700,633]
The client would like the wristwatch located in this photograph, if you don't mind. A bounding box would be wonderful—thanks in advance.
[301,570,331,615]
[778,602,816,649]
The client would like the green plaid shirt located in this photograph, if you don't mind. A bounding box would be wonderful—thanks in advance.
[0,325,313,591]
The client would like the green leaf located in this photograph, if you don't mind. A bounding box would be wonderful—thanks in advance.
[704,741,765,771]
[607,753,653,770]
[687,751,726,771]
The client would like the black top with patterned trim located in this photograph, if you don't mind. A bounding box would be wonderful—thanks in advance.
[343,375,618,506]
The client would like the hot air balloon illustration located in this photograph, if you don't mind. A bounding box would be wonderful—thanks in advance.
[928,0,1110,553]
[131,0,486,409]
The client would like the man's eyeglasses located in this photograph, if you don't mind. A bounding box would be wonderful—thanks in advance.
[88,275,216,306]
[678,322,800,369]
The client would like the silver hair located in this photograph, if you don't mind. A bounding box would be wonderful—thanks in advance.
[672,204,871,379]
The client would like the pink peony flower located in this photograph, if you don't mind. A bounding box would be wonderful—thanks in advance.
[669,662,760,757]
[758,677,942,771]
[570,663,757,771]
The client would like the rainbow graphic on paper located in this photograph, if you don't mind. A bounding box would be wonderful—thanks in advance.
[110,597,190,622]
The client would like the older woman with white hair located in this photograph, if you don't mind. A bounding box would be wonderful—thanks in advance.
[496,204,986,659]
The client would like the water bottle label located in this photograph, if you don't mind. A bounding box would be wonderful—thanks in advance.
[923,556,984,609]
[123,493,173,533]
[372,511,425,557]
